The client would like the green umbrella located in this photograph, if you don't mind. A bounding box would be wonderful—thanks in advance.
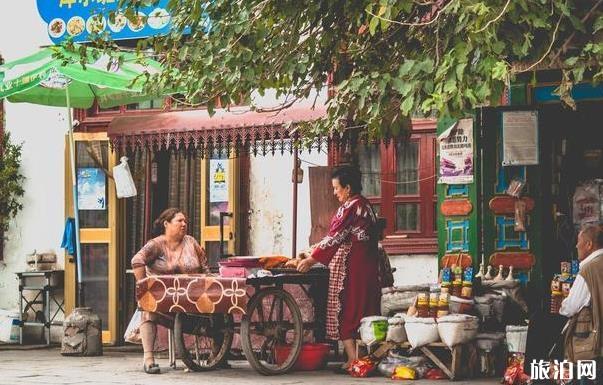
[0,45,171,306]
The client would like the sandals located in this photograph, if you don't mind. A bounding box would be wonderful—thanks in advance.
[143,362,161,374]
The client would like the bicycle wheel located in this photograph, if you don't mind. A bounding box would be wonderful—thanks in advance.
[173,312,234,371]
[241,287,303,375]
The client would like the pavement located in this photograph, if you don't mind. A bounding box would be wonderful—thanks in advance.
[0,346,502,385]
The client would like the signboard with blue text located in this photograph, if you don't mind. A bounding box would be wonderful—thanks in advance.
[37,0,173,44]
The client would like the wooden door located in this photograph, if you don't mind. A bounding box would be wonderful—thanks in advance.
[200,155,239,266]
[64,132,120,344]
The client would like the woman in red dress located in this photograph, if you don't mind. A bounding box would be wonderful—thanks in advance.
[297,165,381,372]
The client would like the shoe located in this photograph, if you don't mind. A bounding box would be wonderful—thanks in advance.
[143,363,161,374]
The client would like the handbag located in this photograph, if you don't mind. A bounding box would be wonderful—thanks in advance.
[564,306,598,361]
[123,309,142,344]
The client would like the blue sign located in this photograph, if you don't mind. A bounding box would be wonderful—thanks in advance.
[36,0,174,44]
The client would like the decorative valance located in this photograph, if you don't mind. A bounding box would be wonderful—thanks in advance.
[108,105,335,156]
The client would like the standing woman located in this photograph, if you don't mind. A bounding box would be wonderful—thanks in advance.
[297,165,381,372]
[131,208,209,374]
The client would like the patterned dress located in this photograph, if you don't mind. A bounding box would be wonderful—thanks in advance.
[131,234,209,324]
[311,195,381,340]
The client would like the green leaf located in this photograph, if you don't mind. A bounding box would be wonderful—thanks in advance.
[491,61,508,80]
[594,15,603,33]
[400,95,414,115]
[398,60,416,77]
[369,16,379,36]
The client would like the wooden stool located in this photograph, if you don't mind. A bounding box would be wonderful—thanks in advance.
[397,342,477,380]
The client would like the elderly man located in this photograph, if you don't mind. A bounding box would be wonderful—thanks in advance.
[560,224,603,318]
[561,224,603,383]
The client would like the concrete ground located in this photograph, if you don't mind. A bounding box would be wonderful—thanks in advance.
[0,347,502,385]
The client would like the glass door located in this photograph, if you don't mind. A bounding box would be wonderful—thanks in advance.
[64,133,119,344]
[200,155,239,267]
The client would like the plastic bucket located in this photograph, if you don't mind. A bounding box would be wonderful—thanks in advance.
[274,343,330,371]
[506,325,528,353]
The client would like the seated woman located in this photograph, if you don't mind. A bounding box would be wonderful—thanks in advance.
[131,208,209,374]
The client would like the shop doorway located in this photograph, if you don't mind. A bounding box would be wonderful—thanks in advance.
[539,102,603,281]
[121,150,240,341]
[64,133,121,345]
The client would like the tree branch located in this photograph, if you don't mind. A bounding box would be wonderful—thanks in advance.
[513,13,563,73]
[365,0,455,27]
[475,0,511,33]
[548,0,603,66]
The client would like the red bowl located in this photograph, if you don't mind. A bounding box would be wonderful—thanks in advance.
[274,343,330,371]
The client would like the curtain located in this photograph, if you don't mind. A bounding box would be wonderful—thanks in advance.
[168,151,202,241]
[125,150,148,265]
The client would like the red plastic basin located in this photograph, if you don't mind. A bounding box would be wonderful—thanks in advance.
[274,343,330,371]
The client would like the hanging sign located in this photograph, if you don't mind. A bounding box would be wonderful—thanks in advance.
[37,0,175,44]
[573,183,601,226]
[502,111,539,166]
[438,118,474,184]
[77,167,106,210]
[209,159,229,203]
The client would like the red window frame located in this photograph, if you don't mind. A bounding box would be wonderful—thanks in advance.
[331,119,437,254]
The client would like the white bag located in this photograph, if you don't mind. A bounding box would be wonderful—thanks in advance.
[386,316,407,343]
[123,309,142,344]
[358,316,389,345]
[437,314,479,348]
[404,317,439,348]
[113,156,137,198]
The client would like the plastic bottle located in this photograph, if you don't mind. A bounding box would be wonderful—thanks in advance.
[417,292,429,317]
[437,293,450,318]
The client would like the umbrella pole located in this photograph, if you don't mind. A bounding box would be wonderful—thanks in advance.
[66,88,84,307]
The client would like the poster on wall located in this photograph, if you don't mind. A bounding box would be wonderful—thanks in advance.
[572,183,601,226]
[209,159,229,203]
[77,168,106,210]
[502,111,539,166]
[438,118,474,184]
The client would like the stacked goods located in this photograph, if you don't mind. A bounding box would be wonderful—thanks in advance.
[26,250,57,271]
[550,261,578,314]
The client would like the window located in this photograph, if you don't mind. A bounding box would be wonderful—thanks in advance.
[354,120,437,254]
[126,98,165,110]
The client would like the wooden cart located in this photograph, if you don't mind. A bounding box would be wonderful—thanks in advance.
[136,268,329,375]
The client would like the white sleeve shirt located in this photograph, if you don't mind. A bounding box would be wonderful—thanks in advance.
[559,249,603,317]
[559,274,590,317]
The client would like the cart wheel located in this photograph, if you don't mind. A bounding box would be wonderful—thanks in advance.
[173,312,234,372]
[241,287,303,375]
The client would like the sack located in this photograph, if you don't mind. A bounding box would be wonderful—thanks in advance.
[381,284,430,316]
[113,156,137,198]
[386,316,407,343]
[404,317,439,348]
[123,309,142,344]
[359,316,389,345]
[437,314,479,348]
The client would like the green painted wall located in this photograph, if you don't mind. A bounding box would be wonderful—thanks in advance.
[436,116,481,269]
